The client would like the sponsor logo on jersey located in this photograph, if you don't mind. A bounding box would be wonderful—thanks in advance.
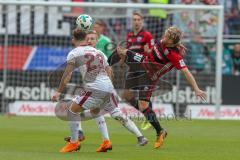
[137,36,142,42]
[133,53,143,62]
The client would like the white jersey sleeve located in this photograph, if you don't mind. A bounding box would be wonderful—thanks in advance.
[66,47,86,67]
[66,50,76,64]
[97,50,109,67]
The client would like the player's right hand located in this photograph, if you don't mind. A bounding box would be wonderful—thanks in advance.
[51,91,61,102]
[117,46,127,57]
[195,89,207,102]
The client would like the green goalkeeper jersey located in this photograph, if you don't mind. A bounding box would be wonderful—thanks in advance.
[96,34,112,58]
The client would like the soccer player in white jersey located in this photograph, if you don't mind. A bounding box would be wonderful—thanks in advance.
[63,30,147,152]
[52,28,147,153]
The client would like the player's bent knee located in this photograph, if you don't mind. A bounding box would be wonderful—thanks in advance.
[67,103,81,121]
[138,100,149,112]
[69,102,84,113]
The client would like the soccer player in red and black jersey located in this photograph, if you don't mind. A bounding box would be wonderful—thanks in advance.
[118,26,207,149]
[124,11,155,131]
[126,12,154,57]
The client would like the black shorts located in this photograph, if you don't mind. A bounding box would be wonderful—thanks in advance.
[124,63,155,101]
[124,62,173,101]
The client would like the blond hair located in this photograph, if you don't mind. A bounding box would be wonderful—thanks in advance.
[165,26,187,56]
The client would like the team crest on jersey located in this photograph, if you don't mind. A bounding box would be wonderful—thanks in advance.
[164,49,170,55]
[179,59,186,67]
[151,39,155,45]
[137,36,142,42]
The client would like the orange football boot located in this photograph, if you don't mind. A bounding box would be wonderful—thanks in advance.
[154,130,167,149]
[96,140,112,152]
[60,141,81,153]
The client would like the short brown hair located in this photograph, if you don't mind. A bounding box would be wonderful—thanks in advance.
[87,30,98,35]
[133,11,143,19]
[72,28,87,41]
[87,30,99,39]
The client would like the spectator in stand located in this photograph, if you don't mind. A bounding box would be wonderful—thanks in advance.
[147,0,169,39]
[182,0,195,4]
[201,0,218,5]
[232,44,240,75]
[173,0,195,36]
[111,19,126,42]
[230,0,240,10]
[186,31,208,73]
[93,20,113,58]
[208,44,234,75]
[222,46,233,75]
[227,8,240,35]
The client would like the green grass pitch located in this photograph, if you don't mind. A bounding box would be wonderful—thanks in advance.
[0,116,240,160]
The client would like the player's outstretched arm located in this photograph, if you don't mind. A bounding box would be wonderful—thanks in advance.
[181,68,207,101]
[51,64,74,102]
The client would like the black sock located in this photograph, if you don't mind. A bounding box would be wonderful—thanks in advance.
[148,101,152,109]
[128,98,139,110]
[142,107,162,136]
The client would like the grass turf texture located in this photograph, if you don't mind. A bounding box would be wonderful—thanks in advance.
[0,116,240,160]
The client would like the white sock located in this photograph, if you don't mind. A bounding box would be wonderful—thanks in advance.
[110,108,143,138]
[79,121,82,131]
[122,117,143,137]
[67,108,80,143]
[95,116,110,140]
[79,109,110,140]
[69,121,79,142]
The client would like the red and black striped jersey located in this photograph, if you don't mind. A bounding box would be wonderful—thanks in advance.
[142,40,187,81]
[126,28,154,56]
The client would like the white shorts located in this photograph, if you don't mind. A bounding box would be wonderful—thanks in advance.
[72,89,118,112]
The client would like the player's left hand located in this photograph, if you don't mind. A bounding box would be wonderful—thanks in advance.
[144,44,150,54]
[195,89,207,102]
[51,91,61,102]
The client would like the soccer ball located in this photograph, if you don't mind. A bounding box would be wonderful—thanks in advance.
[76,14,93,30]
